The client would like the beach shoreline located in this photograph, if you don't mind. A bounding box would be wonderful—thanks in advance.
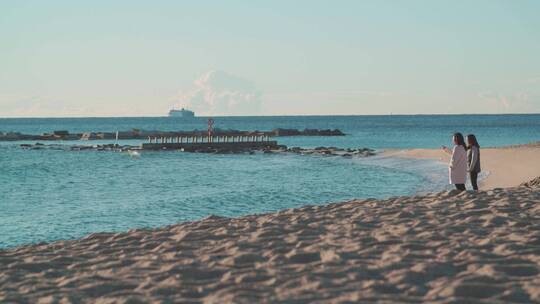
[383,142,540,190]
[1,181,540,303]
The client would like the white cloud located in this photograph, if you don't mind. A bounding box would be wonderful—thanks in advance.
[176,70,262,116]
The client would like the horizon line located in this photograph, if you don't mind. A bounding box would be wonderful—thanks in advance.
[1,112,540,119]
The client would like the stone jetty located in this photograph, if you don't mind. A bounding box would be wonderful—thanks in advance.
[0,128,345,142]
[281,146,377,157]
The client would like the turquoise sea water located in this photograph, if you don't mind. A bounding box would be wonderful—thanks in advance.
[1,114,539,248]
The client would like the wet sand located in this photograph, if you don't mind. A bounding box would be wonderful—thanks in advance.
[1,181,540,303]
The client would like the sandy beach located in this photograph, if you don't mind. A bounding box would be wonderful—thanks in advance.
[1,177,540,303]
[2,145,540,303]
[384,143,540,190]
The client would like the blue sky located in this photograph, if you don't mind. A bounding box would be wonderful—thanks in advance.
[1,0,539,117]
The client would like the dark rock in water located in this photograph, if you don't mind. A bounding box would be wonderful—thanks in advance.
[71,145,95,151]
[215,149,232,154]
[282,146,377,158]
[272,128,345,137]
[53,130,69,136]
[302,129,345,136]
[0,132,29,141]
[272,128,302,136]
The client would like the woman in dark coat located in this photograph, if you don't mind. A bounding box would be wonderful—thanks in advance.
[466,134,481,190]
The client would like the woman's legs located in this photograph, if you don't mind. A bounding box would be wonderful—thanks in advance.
[455,184,466,191]
[470,172,479,190]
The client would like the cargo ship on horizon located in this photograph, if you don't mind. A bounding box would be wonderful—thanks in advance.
[169,107,195,118]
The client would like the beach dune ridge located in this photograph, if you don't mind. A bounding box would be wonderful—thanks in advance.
[1,179,540,303]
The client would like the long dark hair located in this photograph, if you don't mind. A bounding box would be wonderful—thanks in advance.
[466,134,480,149]
[453,132,465,147]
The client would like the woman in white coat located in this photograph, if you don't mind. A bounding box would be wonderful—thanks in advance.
[442,133,468,191]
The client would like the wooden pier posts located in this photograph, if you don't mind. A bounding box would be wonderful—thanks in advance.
[141,133,278,152]
[146,134,273,145]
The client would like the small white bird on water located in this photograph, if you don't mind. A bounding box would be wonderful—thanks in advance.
[128,150,141,158]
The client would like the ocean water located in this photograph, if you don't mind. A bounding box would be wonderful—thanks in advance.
[1,114,539,248]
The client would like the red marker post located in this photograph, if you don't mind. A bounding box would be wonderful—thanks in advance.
[208,118,214,143]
